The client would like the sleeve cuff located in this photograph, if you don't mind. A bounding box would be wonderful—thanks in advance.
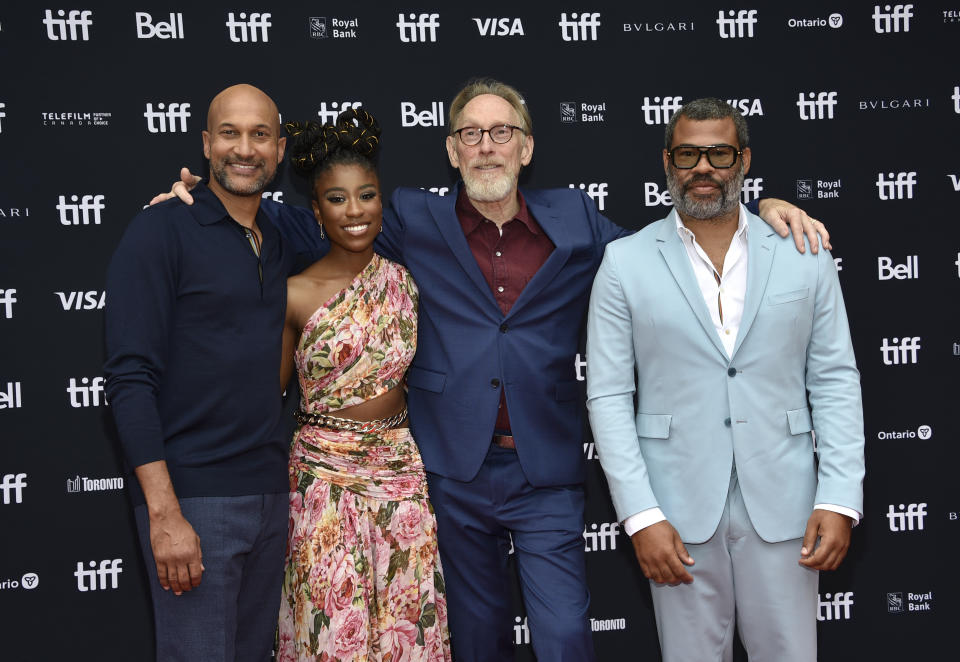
[814,503,861,526]
[623,507,666,537]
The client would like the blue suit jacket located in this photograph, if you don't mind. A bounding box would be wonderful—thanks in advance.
[374,184,627,486]
[585,210,864,543]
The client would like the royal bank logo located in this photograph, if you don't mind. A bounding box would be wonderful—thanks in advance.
[569,183,608,210]
[472,17,524,36]
[876,172,917,200]
[887,592,904,613]
[796,178,841,199]
[877,424,932,440]
[66,475,125,493]
[57,194,105,226]
[880,336,921,364]
[797,92,838,120]
[43,9,93,41]
[75,559,123,591]
[67,377,107,408]
[560,102,577,123]
[873,4,913,33]
[0,382,22,409]
[135,12,184,39]
[0,573,39,591]
[623,18,694,33]
[726,98,764,116]
[309,17,328,38]
[41,111,112,127]
[1,473,27,504]
[226,11,271,42]
[309,17,358,39]
[887,502,927,531]
[0,289,16,319]
[561,102,607,123]
[817,592,854,620]
[717,9,758,38]
[878,255,919,280]
[887,591,933,612]
[559,12,601,41]
[858,97,930,111]
[583,522,620,552]
[641,96,683,125]
[788,13,843,28]
[144,102,191,133]
[396,13,439,42]
[401,101,444,127]
[56,290,106,310]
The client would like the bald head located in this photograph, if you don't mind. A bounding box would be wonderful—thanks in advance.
[207,83,280,133]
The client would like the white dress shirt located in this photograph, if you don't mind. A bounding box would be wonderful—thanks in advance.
[622,206,859,536]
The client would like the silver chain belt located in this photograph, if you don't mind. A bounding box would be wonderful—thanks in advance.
[295,407,408,433]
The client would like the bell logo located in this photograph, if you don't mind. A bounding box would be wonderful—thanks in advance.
[0,289,16,319]
[887,503,926,531]
[396,13,440,43]
[1,473,27,504]
[66,377,107,408]
[0,382,22,409]
[226,12,271,42]
[876,172,917,200]
[717,9,758,38]
[880,336,921,365]
[877,255,918,280]
[583,522,620,552]
[144,102,191,133]
[401,101,444,127]
[817,592,854,620]
[569,183,608,211]
[316,101,362,125]
[873,4,913,33]
[641,96,683,125]
[559,12,601,41]
[75,559,123,591]
[135,12,184,39]
[57,194,105,226]
[644,182,673,207]
[797,92,838,120]
[43,9,93,41]
[473,18,524,36]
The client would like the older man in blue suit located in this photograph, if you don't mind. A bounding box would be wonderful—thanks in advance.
[586,98,864,662]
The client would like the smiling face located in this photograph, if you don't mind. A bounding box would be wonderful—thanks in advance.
[202,84,285,198]
[311,163,382,254]
[445,93,533,203]
[663,116,751,221]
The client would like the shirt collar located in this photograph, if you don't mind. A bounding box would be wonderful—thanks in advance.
[455,184,539,235]
[673,203,749,241]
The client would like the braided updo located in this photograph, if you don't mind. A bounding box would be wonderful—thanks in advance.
[285,107,381,180]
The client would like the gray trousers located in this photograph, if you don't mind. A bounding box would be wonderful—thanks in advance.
[135,493,287,662]
[651,470,819,662]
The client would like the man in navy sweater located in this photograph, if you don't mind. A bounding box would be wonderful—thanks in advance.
[104,84,298,661]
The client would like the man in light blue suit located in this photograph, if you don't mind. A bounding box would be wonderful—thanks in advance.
[586,98,864,662]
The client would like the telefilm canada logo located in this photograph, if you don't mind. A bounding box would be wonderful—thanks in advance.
[887,591,933,613]
[796,178,841,199]
[309,17,359,39]
[42,111,111,128]
[0,572,39,591]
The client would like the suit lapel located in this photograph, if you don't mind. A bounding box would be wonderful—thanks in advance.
[656,215,729,360]
[731,215,777,359]
[425,190,500,310]
[506,196,571,319]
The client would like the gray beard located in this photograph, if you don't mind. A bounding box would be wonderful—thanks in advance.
[667,164,744,220]
[462,171,515,203]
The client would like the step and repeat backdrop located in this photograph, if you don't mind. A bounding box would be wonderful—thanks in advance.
[1,2,957,660]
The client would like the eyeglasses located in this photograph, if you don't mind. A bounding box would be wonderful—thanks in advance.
[453,124,523,146]
[667,144,742,169]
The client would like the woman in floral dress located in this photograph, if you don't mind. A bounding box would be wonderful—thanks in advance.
[276,108,451,662]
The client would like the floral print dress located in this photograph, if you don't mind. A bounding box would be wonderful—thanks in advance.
[277,254,451,662]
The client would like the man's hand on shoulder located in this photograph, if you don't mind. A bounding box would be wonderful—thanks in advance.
[149,167,201,206]
[799,510,852,571]
[757,198,831,255]
[631,520,694,585]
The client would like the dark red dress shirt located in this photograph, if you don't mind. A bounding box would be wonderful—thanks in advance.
[455,187,555,433]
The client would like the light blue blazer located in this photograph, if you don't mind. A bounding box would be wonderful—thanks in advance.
[585,209,864,544]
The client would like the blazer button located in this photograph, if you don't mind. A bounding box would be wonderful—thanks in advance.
[500,323,509,333]
[727,367,737,377]
[724,417,731,427]
[491,378,501,388]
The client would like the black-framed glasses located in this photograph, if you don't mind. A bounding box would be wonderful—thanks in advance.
[667,144,742,169]
[453,124,523,146]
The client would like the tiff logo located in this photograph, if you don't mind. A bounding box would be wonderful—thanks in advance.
[953,86,960,114]
[717,9,758,38]
[642,96,683,125]
[397,13,439,42]
[226,12,271,42]
[0,289,16,318]
[0,382,22,409]
[67,377,107,408]
[144,102,191,133]
[584,522,620,552]
[797,92,838,120]
[880,336,921,364]
[513,616,530,645]
[817,592,854,620]
[75,559,123,591]
[135,12,184,39]
[1,473,27,504]
[317,101,362,125]
[570,183,609,211]
[887,503,927,531]
[741,177,763,202]
[43,9,92,41]
[57,194,105,225]
[873,4,913,33]
[876,172,917,200]
[559,12,601,41]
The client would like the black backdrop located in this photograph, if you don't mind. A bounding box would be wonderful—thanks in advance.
[1,2,958,660]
